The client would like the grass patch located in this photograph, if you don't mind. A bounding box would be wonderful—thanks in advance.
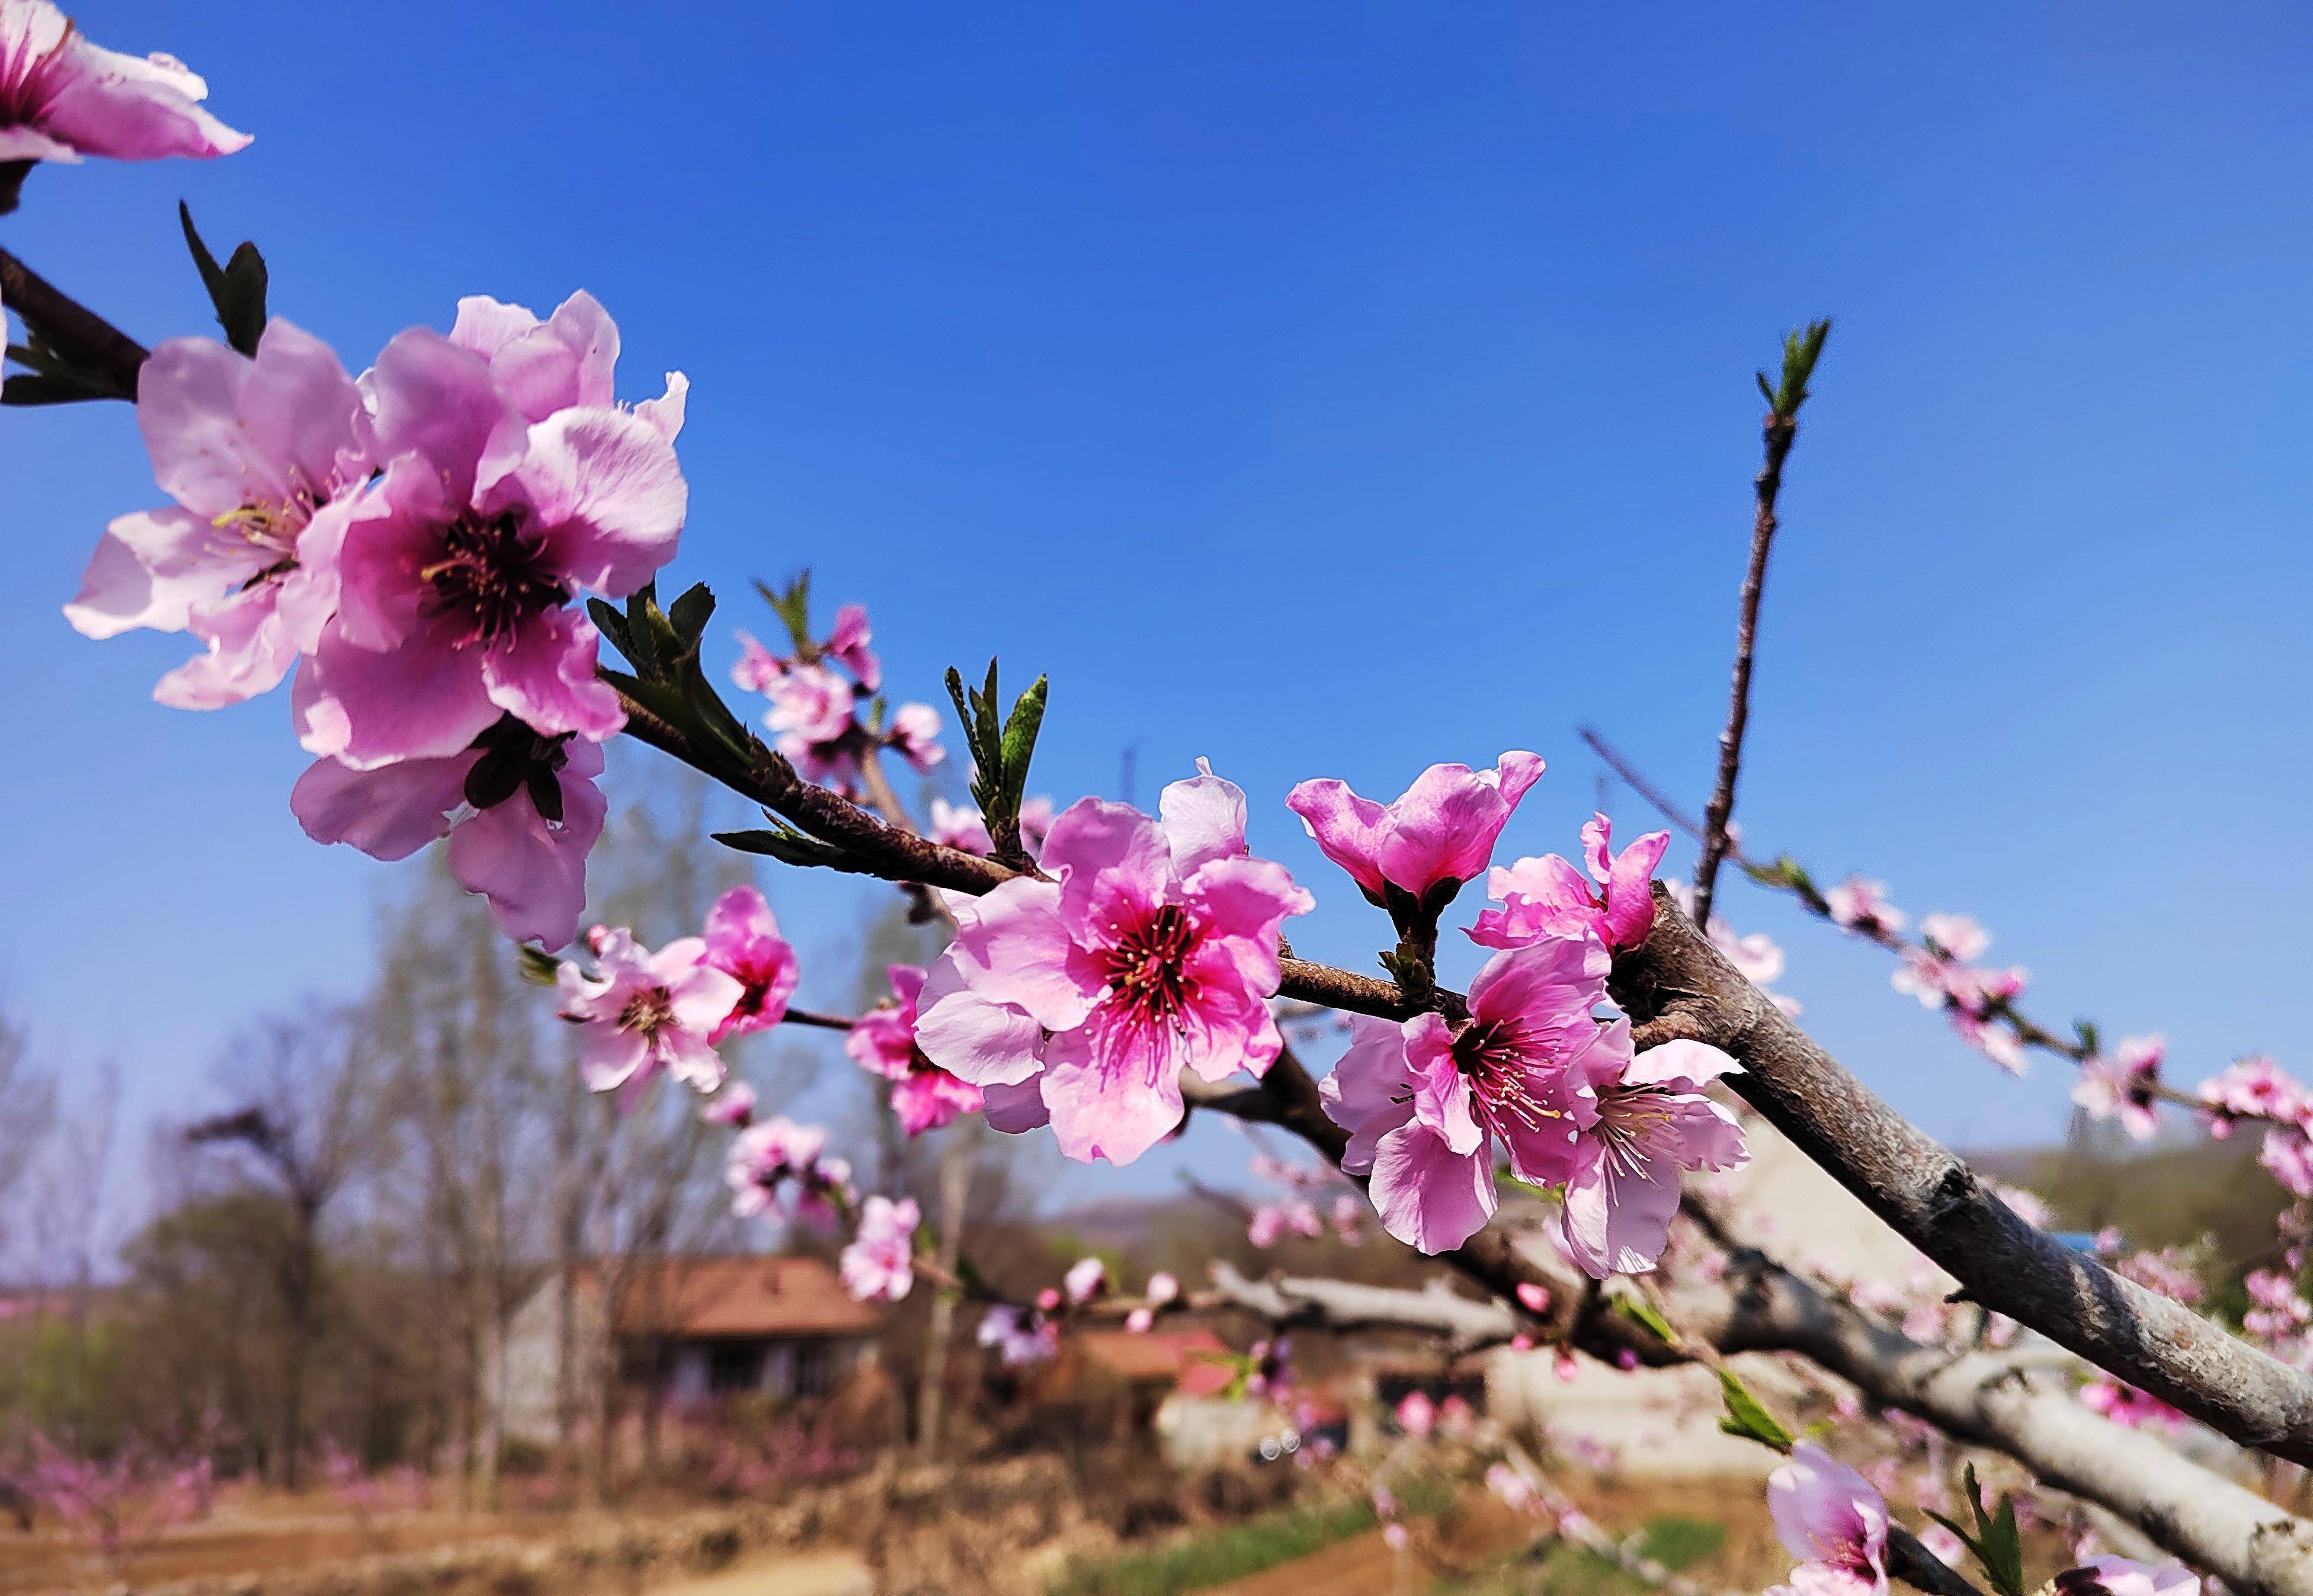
[1442,1514,1729,1596]
[1046,1499,1377,1596]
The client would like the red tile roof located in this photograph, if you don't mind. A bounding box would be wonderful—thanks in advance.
[1070,1328,1233,1385]
[576,1256,882,1339]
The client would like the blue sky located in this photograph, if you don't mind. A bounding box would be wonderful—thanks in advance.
[5,0,2312,1201]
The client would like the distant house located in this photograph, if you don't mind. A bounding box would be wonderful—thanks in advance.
[495,1255,883,1446]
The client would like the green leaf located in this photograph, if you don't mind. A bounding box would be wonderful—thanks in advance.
[1763,318,1833,418]
[178,203,267,358]
[1715,1369,1795,1453]
[587,597,633,662]
[514,944,563,987]
[713,827,853,870]
[1980,1493,2026,1596]
[667,581,716,646]
[2,371,112,405]
[1616,1295,1679,1348]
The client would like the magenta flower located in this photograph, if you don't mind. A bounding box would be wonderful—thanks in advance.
[2078,1379,2187,1433]
[979,1306,1058,1366]
[1469,814,1669,954]
[65,322,373,707]
[2071,1035,2164,1140]
[2244,1268,2310,1341]
[290,724,606,949]
[1393,1392,1436,1438]
[1286,751,1545,908]
[701,1081,757,1127]
[448,291,687,438]
[2197,1055,2306,1137]
[840,1194,920,1302]
[700,884,799,1042]
[1324,938,1616,1255]
[1824,877,1905,935]
[844,964,985,1137]
[1063,1257,1108,1305]
[0,0,248,175]
[2060,1559,2200,1596]
[886,702,944,773]
[295,325,685,769]
[558,927,743,1107]
[930,799,994,855]
[1767,1443,1889,1596]
[1556,1037,1748,1277]
[725,1117,851,1220]
[822,602,880,691]
[917,767,1312,1166]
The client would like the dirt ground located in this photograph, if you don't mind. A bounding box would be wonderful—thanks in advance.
[644,1548,873,1596]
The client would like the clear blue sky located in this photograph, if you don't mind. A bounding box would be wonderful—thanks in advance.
[5,0,2312,1198]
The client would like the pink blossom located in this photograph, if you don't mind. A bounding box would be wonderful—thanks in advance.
[2244,1268,2309,1341]
[296,325,685,768]
[979,1306,1056,1366]
[839,1194,920,1302]
[1019,796,1056,858]
[2078,1379,2187,1433]
[1767,1442,1889,1596]
[916,767,1311,1166]
[1468,814,1670,954]
[1248,1198,1322,1248]
[66,322,372,707]
[0,0,249,172]
[1125,1307,1153,1333]
[701,884,799,1041]
[1920,913,1991,962]
[1516,1281,1550,1315]
[885,703,944,773]
[1330,1193,1364,1245]
[1393,1390,1436,1437]
[1286,751,1546,906]
[2198,1056,2306,1137]
[559,927,744,1107]
[821,602,880,691]
[1035,1287,1062,1313]
[930,799,994,855]
[2072,1035,2164,1140]
[1327,940,1680,1258]
[731,630,785,693]
[1487,1464,1540,1514]
[447,291,685,438]
[701,1082,757,1127]
[1824,877,1905,935]
[2061,1557,2200,1596]
[2262,1126,2313,1198]
[1063,1257,1108,1305]
[845,965,985,1137]
[768,656,860,745]
[725,1117,848,1219]
[1918,1526,1966,1568]
[291,725,606,948]
[1146,1271,1180,1306]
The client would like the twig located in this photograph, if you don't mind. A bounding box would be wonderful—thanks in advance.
[0,247,149,400]
[1694,322,1827,928]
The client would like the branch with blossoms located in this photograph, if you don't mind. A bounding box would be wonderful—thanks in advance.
[20,24,2313,1594]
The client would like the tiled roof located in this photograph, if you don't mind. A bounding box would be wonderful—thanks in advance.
[1070,1328,1232,1385]
[576,1255,882,1339]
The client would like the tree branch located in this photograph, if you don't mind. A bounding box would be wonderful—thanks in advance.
[0,247,148,401]
[1614,885,2313,1469]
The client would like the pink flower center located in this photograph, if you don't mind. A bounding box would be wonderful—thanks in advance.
[1593,1084,1680,1179]
[1099,903,1197,1030]
[419,511,566,648]
[617,985,676,1039]
[1452,1021,1563,1137]
[0,18,70,129]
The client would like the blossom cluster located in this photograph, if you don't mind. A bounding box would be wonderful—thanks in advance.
[844,964,986,1137]
[70,288,691,950]
[731,606,943,796]
[1301,780,1743,1272]
[1242,1151,1363,1249]
[556,885,797,1107]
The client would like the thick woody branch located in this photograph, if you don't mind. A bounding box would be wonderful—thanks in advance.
[1614,885,2313,1469]
[1677,1235,2313,1596]
[1207,1261,1520,1354]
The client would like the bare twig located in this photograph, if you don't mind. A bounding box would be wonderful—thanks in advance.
[1694,326,1826,927]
